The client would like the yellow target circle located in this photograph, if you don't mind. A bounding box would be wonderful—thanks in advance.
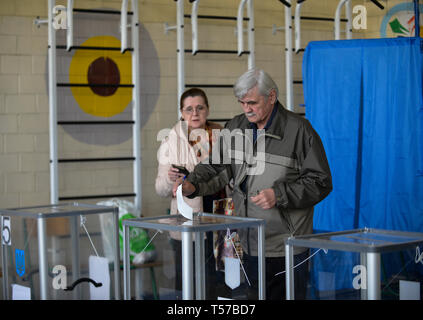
[69,35,132,117]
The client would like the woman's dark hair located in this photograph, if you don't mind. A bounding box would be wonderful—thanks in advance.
[179,87,210,111]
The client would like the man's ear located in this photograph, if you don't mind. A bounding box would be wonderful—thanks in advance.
[269,89,277,105]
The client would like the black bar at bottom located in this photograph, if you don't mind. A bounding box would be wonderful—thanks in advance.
[59,193,136,201]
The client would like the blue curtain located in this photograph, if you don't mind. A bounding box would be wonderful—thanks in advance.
[303,37,423,293]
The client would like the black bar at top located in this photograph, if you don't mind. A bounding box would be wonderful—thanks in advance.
[56,45,133,51]
[73,8,133,15]
[185,49,250,55]
[293,80,303,84]
[58,157,135,163]
[292,16,348,22]
[185,84,233,88]
[58,120,135,125]
[57,83,134,88]
[59,193,136,201]
[184,14,249,21]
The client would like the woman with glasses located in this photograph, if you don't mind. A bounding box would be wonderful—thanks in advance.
[155,87,227,299]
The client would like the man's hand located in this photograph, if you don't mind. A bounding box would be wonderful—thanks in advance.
[172,177,196,197]
[250,188,276,210]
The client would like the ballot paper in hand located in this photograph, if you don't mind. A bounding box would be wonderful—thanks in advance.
[176,184,193,220]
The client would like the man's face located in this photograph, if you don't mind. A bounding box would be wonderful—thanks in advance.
[237,85,276,129]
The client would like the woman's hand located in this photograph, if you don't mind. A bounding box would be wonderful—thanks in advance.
[168,166,185,182]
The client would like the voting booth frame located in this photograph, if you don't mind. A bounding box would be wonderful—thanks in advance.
[122,213,266,300]
[0,203,120,300]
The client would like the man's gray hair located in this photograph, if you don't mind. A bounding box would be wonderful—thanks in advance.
[233,68,279,99]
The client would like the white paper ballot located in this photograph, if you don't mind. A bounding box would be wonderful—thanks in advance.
[12,284,31,300]
[177,184,193,220]
[89,255,110,300]
[225,257,240,290]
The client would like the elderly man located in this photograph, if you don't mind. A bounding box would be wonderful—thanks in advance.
[174,68,332,300]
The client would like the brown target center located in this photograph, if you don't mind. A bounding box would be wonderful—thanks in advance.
[87,57,120,96]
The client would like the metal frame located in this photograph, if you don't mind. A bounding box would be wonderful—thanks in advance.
[277,0,387,112]
[174,0,255,119]
[334,0,352,40]
[276,0,354,111]
[46,0,142,211]
[123,213,266,300]
[0,203,120,300]
[284,228,423,300]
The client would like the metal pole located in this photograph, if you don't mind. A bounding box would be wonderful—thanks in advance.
[285,241,294,300]
[247,0,255,69]
[237,0,247,57]
[360,252,367,300]
[123,224,131,300]
[131,0,142,215]
[1,217,9,300]
[182,231,193,300]
[195,232,205,300]
[120,0,128,52]
[176,0,185,120]
[37,218,49,300]
[191,0,199,55]
[66,0,74,50]
[335,0,349,40]
[284,0,294,111]
[48,0,59,205]
[113,210,121,299]
[258,225,266,300]
[294,1,303,54]
[345,0,352,39]
[366,252,381,300]
[70,216,80,299]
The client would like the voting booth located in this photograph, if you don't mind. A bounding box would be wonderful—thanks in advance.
[0,203,120,300]
[122,213,266,300]
[285,228,423,300]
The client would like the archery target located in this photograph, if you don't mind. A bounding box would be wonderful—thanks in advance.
[68,35,132,118]
[53,10,160,146]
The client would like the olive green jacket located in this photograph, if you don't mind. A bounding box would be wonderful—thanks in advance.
[186,101,332,257]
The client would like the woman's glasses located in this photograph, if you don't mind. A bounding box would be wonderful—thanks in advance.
[182,105,207,114]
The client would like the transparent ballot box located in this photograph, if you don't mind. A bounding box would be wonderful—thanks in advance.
[0,203,120,300]
[285,228,423,300]
[122,213,265,300]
